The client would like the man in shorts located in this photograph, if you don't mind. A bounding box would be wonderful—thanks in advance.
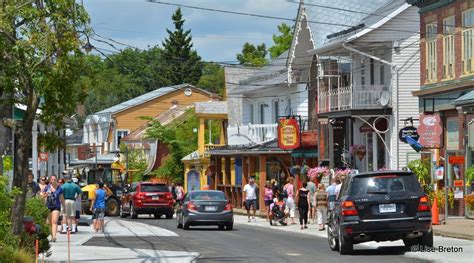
[243,177,258,222]
[60,172,82,233]
[90,181,106,233]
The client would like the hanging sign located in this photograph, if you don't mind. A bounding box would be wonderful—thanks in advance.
[418,113,443,148]
[277,118,301,149]
[399,126,419,143]
[39,152,48,162]
[453,180,464,187]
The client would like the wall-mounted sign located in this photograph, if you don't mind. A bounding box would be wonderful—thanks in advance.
[448,155,465,164]
[399,126,419,143]
[277,118,301,149]
[418,113,442,148]
[39,152,48,162]
[453,180,464,187]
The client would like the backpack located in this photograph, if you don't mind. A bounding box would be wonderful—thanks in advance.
[45,185,57,209]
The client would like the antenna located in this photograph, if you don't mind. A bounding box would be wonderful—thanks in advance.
[379,91,390,107]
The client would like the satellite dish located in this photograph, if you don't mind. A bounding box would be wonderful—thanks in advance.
[184,88,192,97]
[379,91,390,107]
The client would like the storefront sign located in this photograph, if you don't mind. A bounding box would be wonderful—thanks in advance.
[448,156,465,164]
[277,118,301,149]
[399,126,419,143]
[39,152,48,162]
[446,117,459,150]
[453,180,464,187]
[418,113,443,148]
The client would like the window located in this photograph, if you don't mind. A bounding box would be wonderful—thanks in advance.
[380,63,385,85]
[273,100,279,123]
[443,16,455,78]
[360,59,366,86]
[370,58,375,85]
[426,23,438,82]
[248,104,254,124]
[462,9,474,74]
[116,130,129,149]
[259,104,265,124]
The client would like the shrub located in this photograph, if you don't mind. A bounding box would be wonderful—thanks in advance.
[25,198,50,254]
[0,245,35,263]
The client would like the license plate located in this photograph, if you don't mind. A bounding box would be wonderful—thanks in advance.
[152,196,159,200]
[205,206,217,211]
[379,203,396,213]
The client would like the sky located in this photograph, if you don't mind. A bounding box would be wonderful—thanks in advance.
[83,0,299,63]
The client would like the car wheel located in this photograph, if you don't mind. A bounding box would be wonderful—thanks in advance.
[154,213,162,219]
[106,198,120,217]
[119,205,127,218]
[328,224,339,251]
[226,223,233,231]
[165,211,174,219]
[338,226,353,255]
[218,224,225,230]
[183,222,190,230]
[420,228,434,247]
[131,204,138,219]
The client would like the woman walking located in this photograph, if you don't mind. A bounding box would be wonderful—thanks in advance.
[296,181,310,229]
[264,181,274,222]
[42,175,64,242]
[283,177,296,224]
[315,183,328,231]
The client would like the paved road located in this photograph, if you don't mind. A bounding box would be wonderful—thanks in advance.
[84,216,430,263]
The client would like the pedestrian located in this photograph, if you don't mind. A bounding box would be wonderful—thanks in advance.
[264,181,274,222]
[170,182,177,201]
[283,177,296,224]
[271,178,279,196]
[57,177,67,233]
[326,177,338,211]
[334,176,342,199]
[60,172,82,234]
[38,175,48,193]
[243,177,258,222]
[90,181,106,233]
[73,177,82,233]
[43,175,64,242]
[175,182,185,206]
[295,181,310,229]
[306,176,317,223]
[315,183,328,231]
[26,172,40,200]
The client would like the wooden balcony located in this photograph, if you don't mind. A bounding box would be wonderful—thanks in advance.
[318,85,391,113]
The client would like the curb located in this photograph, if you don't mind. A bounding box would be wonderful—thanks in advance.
[433,229,474,241]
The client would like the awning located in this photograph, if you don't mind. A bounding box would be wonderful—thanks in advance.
[291,148,318,158]
[360,117,388,133]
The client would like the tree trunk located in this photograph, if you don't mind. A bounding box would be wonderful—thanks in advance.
[10,87,38,235]
[0,90,13,175]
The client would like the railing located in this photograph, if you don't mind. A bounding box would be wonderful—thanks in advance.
[227,123,278,145]
[203,144,225,157]
[318,85,391,113]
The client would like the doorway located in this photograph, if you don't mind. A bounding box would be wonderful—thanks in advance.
[445,151,465,217]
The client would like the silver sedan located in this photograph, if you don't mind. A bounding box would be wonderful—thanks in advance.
[176,190,233,230]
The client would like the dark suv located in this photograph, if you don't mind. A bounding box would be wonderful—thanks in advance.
[120,182,174,219]
[327,171,433,255]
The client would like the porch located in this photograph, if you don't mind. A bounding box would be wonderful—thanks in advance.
[318,85,391,113]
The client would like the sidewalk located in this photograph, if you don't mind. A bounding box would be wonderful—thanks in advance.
[40,217,199,263]
[433,218,474,240]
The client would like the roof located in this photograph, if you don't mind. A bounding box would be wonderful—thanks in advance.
[195,101,227,115]
[66,130,84,144]
[96,84,212,115]
[207,139,290,156]
[453,89,474,106]
[301,0,393,49]
[122,105,193,142]
[228,51,289,95]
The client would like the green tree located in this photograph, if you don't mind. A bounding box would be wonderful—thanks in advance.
[0,0,90,234]
[236,42,268,67]
[268,23,293,59]
[162,8,203,85]
[197,63,225,96]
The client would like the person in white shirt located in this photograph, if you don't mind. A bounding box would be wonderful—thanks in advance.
[243,177,258,222]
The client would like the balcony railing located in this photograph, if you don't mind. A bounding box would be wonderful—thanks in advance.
[227,123,278,145]
[318,85,391,113]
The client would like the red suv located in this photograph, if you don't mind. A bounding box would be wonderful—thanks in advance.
[120,182,174,219]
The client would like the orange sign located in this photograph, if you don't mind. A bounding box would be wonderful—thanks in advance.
[39,152,48,162]
[448,156,465,164]
[453,180,464,187]
[277,118,300,149]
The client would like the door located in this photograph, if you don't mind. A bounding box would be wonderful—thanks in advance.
[445,151,465,217]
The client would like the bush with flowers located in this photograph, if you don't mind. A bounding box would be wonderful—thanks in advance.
[308,166,330,183]
[335,168,351,181]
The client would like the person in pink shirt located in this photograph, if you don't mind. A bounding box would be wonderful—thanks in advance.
[264,181,274,222]
[283,177,296,224]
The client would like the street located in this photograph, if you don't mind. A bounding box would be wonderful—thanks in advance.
[84,216,431,263]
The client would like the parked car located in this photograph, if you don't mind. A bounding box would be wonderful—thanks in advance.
[120,182,174,219]
[176,190,233,230]
[327,171,433,255]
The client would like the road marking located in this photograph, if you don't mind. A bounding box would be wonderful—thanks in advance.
[286,253,301,256]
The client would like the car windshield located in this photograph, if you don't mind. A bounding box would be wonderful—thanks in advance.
[350,174,422,196]
[141,184,169,193]
[190,191,225,201]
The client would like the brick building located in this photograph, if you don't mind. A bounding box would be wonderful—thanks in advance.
[407,0,474,218]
